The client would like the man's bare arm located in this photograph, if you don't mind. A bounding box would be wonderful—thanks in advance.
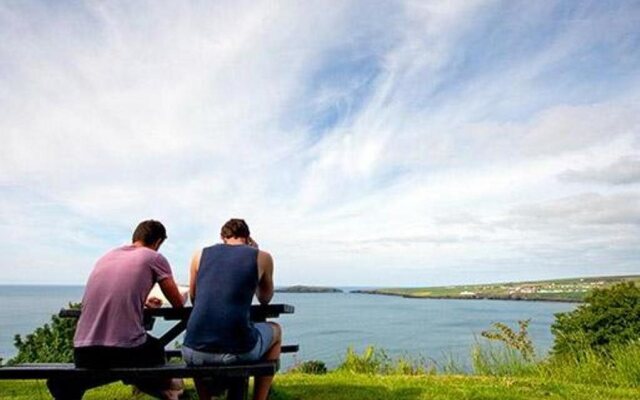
[256,250,274,305]
[158,277,185,308]
[189,249,202,303]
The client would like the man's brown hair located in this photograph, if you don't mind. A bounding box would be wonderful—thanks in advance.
[132,220,167,246]
[220,218,250,239]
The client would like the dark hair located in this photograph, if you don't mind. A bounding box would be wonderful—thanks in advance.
[220,218,250,239]
[132,220,167,246]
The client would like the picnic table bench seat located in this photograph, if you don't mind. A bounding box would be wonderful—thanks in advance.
[0,360,279,380]
[0,361,279,400]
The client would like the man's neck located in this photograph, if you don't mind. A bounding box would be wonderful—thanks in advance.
[223,237,246,246]
[132,240,157,250]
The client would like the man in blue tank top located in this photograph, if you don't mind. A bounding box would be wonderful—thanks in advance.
[182,219,280,400]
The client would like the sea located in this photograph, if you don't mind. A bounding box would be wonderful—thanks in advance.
[0,286,576,370]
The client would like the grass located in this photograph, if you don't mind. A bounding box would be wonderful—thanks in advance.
[535,341,640,388]
[471,345,537,378]
[2,342,638,399]
[1,373,640,400]
[272,373,640,400]
[0,380,135,399]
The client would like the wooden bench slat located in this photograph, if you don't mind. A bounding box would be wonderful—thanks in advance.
[0,361,278,380]
[281,344,299,353]
[58,304,295,320]
[164,344,298,359]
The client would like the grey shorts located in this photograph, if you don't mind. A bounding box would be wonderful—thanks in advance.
[182,322,275,365]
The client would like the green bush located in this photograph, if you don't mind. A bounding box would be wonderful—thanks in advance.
[471,344,537,377]
[480,319,536,361]
[391,354,433,375]
[338,346,390,374]
[9,303,79,365]
[609,340,640,387]
[551,282,640,355]
[538,340,640,387]
[291,360,328,374]
[439,353,465,375]
[337,346,432,375]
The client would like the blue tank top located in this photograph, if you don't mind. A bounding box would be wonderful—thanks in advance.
[184,244,259,353]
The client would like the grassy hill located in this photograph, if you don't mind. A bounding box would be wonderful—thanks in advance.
[354,274,640,302]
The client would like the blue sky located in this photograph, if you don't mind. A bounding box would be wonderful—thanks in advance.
[1,1,639,286]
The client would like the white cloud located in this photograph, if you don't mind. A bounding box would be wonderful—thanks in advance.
[511,192,640,227]
[559,156,640,185]
[1,1,639,285]
[521,104,639,156]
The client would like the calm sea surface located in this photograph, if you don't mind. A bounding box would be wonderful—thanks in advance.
[0,286,576,370]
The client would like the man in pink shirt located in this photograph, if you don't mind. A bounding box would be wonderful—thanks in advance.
[73,220,184,399]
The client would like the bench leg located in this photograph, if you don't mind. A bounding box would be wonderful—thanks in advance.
[46,378,86,400]
[227,377,249,400]
[47,377,117,400]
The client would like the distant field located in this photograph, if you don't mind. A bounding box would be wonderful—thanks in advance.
[356,275,640,302]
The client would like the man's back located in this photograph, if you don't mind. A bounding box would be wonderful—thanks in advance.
[182,219,279,400]
[184,243,259,353]
[74,245,172,348]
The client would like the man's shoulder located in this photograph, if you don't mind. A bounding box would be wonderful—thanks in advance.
[136,247,168,266]
[258,249,272,257]
[96,245,129,262]
[257,249,273,265]
[203,243,221,252]
[100,245,163,264]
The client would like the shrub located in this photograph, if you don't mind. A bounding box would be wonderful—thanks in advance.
[471,344,537,377]
[391,355,433,375]
[538,340,640,387]
[338,346,390,374]
[551,282,640,355]
[439,353,465,375]
[337,346,433,375]
[472,319,538,377]
[291,360,328,374]
[609,340,640,387]
[10,303,80,364]
[481,319,535,362]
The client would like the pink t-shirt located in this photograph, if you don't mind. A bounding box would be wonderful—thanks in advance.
[74,245,173,348]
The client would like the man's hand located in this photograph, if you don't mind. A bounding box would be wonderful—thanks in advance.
[247,236,259,248]
[159,278,186,308]
[180,289,189,304]
[145,296,163,308]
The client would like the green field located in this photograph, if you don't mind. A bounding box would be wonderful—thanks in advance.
[1,373,639,400]
[358,275,640,302]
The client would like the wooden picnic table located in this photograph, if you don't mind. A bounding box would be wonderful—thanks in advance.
[60,303,295,347]
[0,303,296,400]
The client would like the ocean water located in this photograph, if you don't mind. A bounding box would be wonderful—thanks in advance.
[0,286,576,370]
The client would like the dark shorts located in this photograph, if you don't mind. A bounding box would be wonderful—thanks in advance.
[74,335,165,368]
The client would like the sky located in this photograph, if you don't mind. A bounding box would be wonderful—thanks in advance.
[1,1,639,286]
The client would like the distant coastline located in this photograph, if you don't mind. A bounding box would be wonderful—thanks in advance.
[350,274,640,303]
[350,290,582,303]
[276,285,343,293]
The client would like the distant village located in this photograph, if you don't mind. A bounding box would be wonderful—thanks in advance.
[356,275,638,302]
[458,279,607,297]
